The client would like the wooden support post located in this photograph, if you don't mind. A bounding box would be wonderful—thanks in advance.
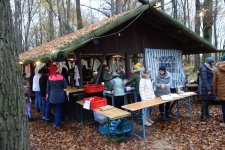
[75,52,83,87]
[91,58,95,71]
[95,54,106,84]
[125,53,131,79]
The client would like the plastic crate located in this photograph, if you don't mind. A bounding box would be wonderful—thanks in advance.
[84,84,105,93]
[83,96,107,109]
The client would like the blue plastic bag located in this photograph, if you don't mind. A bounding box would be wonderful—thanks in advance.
[98,118,132,135]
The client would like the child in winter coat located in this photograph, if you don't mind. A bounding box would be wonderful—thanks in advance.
[139,69,156,126]
[23,73,33,121]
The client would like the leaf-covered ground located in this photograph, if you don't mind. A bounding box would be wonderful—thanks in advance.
[29,101,225,150]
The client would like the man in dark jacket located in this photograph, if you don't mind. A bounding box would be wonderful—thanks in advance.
[39,67,49,121]
[199,57,215,121]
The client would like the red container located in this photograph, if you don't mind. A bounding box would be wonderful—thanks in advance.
[84,84,105,93]
[83,96,107,109]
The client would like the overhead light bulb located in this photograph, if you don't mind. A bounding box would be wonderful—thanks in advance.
[199,11,204,17]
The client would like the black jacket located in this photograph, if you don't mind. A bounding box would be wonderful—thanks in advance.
[39,75,48,97]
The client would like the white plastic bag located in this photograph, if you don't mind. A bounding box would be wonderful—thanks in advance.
[93,111,107,124]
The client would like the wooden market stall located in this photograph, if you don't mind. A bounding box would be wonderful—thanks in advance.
[19,2,220,121]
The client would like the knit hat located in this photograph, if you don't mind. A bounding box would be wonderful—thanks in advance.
[145,68,151,75]
[112,72,119,77]
[48,65,58,75]
[159,66,166,72]
[221,54,225,61]
[134,63,142,70]
[205,57,215,64]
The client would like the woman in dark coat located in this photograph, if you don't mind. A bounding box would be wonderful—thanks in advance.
[47,65,67,129]
[199,57,215,121]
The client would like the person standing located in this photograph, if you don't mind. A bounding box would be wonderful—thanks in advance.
[213,54,225,127]
[199,57,215,121]
[32,69,42,112]
[23,73,33,121]
[139,69,156,126]
[39,67,49,121]
[47,65,67,129]
[102,65,111,89]
[109,72,125,108]
[125,63,143,102]
[116,65,126,80]
[155,66,172,120]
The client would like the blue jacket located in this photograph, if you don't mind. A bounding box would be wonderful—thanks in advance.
[199,64,213,95]
[47,75,67,104]
[154,71,172,97]
[109,77,125,96]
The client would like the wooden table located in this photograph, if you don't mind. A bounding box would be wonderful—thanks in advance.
[122,92,196,140]
[76,100,130,120]
[64,87,85,93]
[77,100,131,143]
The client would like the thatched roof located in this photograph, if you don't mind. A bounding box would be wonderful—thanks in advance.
[19,2,218,63]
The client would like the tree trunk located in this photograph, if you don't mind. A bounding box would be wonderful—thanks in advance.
[171,0,178,20]
[0,1,29,149]
[66,0,71,33]
[39,6,43,44]
[186,0,191,28]
[160,0,164,11]
[24,0,34,51]
[48,0,55,40]
[14,0,23,52]
[57,0,63,36]
[213,0,218,61]
[194,0,201,71]
[202,0,213,61]
[111,0,115,16]
[115,0,123,14]
[76,0,83,29]
[203,0,213,43]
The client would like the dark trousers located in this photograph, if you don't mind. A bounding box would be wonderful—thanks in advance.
[159,102,171,117]
[137,94,141,102]
[222,101,225,122]
[52,103,62,127]
[201,97,209,117]
[114,96,124,109]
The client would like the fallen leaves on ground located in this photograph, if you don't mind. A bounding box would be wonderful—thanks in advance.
[29,102,225,150]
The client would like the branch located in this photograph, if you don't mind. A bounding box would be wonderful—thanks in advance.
[81,4,110,18]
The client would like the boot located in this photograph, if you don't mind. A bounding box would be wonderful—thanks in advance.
[147,116,154,124]
[144,118,152,127]
[160,112,166,121]
[200,115,206,122]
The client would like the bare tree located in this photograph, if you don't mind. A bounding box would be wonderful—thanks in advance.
[203,0,213,43]
[171,0,178,20]
[116,0,123,14]
[66,0,71,33]
[194,0,201,71]
[214,0,218,61]
[48,0,55,40]
[0,0,29,149]
[76,0,83,29]
[57,0,64,36]
[161,0,165,11]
